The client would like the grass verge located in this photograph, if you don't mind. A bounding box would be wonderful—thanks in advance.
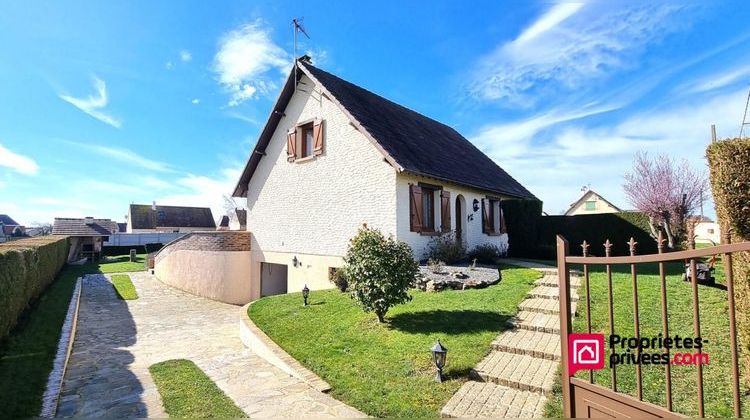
[248,264,540,417]
[544,261,749,418]
[111,274,138,300]
[149,359,245,418]
[0,254,147,417]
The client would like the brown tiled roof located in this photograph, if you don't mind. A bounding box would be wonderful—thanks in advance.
[52,218,118,236]
[129,204,216,230]
[233,60,536,200]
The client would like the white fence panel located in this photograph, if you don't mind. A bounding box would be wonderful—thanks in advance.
[104,232,186,247]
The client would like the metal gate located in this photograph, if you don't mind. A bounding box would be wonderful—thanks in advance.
[556,231,750,418]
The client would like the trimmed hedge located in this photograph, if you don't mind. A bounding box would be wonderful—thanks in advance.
[0,236,69,340]
[504,198,657,259]
[706,137,750,386]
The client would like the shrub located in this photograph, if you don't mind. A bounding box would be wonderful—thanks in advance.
[427,258,445,274]
[330,268,348,292]
[707,137,750,386]
[427,232,466,264]
[344,225,418,322]
[468,243,504,264]
[0,236,69,340]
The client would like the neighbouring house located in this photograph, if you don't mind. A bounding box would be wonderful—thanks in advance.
[691,216,721,244]
[117,222,127,233]
[52,217,119,262]
[126,203,216,233]
[564,189,622,216]
[0,214,25,242]
[217,216,230,231]
[153,57,537,304]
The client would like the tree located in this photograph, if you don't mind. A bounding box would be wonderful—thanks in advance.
[623,152,707,249]
[344,224,418,322]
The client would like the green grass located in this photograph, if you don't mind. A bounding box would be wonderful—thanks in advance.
[248,265,541,417]
[110,274,138,300]
[149,359,246,418]
[95,254,147,273]
[545,261,749,418]
[0,254,147,418]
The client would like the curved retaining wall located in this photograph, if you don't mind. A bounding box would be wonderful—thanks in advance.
[154,231,253,305]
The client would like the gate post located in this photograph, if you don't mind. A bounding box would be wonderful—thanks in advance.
[557,235,573,418]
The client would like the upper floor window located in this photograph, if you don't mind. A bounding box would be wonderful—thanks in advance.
[584,200,596,211]
[287,118,325,162]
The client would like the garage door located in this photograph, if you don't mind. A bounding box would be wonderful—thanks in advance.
[260,262,288,297]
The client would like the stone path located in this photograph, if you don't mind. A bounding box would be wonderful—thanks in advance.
[56,272,364,418]
[440,265,582,418]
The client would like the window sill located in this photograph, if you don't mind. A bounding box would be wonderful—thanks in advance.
[294,155,316,163]
[419,231,441,236]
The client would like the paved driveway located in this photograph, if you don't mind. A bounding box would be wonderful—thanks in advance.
[56,272,363,418]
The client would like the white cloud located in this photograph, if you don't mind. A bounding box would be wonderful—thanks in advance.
[59,76,122,128]
[680,64,750,94]
[180,50,192,62]
[474,90,743,215]
[213,20,289,106]
[469,3,693,106]
[0,143,39,175]
[191,98,200,104]
[65,141,173,172]
[156,167,243,223]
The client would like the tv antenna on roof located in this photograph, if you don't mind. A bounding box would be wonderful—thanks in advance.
[292,18,310,92]
[739,87,750,138]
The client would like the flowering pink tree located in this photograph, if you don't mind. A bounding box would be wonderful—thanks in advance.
[623,152,707,249]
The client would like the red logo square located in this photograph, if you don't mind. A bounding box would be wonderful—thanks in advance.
[568,333,605,376]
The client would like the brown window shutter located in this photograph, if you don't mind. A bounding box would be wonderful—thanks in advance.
[313,119,324,155]
[481,198,489,234]
[440,190,451,232]
[286,128,297,162]
[500,201,507,234]
[409,184,423,232]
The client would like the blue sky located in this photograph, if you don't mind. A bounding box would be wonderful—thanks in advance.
[1,1,749,225]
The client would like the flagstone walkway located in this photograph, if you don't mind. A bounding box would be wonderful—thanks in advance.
[440,263,581,418]
[56,272,364,418]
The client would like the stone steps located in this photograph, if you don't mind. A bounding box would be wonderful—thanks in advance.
[535,275,582,289]
[507,311,561,334]
[528,285,578,301]
[518,297,576,315]
[491,329,561,361]
[440,381,546,418]
[472,352,558,395]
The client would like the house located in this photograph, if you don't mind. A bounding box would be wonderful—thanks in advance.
[52,217,119,262]
[0,214,25,242]
[126,203,216,233]
[690,216,721,244]
[217,216,230,231]
[224,57,536,299]
[564,189,622,216]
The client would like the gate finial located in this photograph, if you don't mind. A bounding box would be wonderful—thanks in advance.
[604,239,613,257]
[627,237,638,256]
[581,240,590,257]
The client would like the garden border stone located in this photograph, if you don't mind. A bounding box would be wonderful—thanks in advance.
[39,277,82,417]
[240,302,331,392]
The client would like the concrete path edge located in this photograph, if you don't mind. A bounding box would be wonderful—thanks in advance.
[240,302,332,392]
[40,277,82,417]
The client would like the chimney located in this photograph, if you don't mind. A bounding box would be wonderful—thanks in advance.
[84,217,94,225]
[152,201,157,211]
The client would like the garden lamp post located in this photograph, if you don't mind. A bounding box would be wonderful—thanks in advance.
[431,340,448,383]
[302,284,310,306]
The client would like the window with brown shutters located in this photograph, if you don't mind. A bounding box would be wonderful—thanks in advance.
[482,198,503,236]
[286,128,297,162]
[409,184,423,232]
[440,190,451,232]
[313,118,324,155]
[481,198,490,233]
[499,201,507,234]
[289,119,325,162]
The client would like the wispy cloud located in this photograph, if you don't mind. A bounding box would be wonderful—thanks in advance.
[469,2,695,106]
[191,98,200,104]
[156,167,243,222]
[65,141,173,172]
[679,64,750,95]
[0,143,39,175]
[179,49,192,62]
[213,20,289,106]
[59,76,122,128]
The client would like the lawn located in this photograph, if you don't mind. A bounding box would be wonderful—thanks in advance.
[248,264,541,417]
[545,260,748,418]
[111,274,138,300]
[0,254,147,418]
[149,359,245,418]
[95,254,147,273]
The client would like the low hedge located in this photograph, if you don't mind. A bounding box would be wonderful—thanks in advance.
[101,243,163,256]
[707,137,750,386]
[0,236,69,340]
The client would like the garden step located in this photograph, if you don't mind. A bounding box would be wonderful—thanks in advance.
[517,297,576,315]
[508,311,561,334]
[492,329,561,361]
[440,380,546,418]
[535,274,582,289]
[472,351,558,395]
[528,285,578,301]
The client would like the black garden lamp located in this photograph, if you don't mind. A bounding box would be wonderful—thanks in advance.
[431,340,448,382]
[302,284,310,306]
